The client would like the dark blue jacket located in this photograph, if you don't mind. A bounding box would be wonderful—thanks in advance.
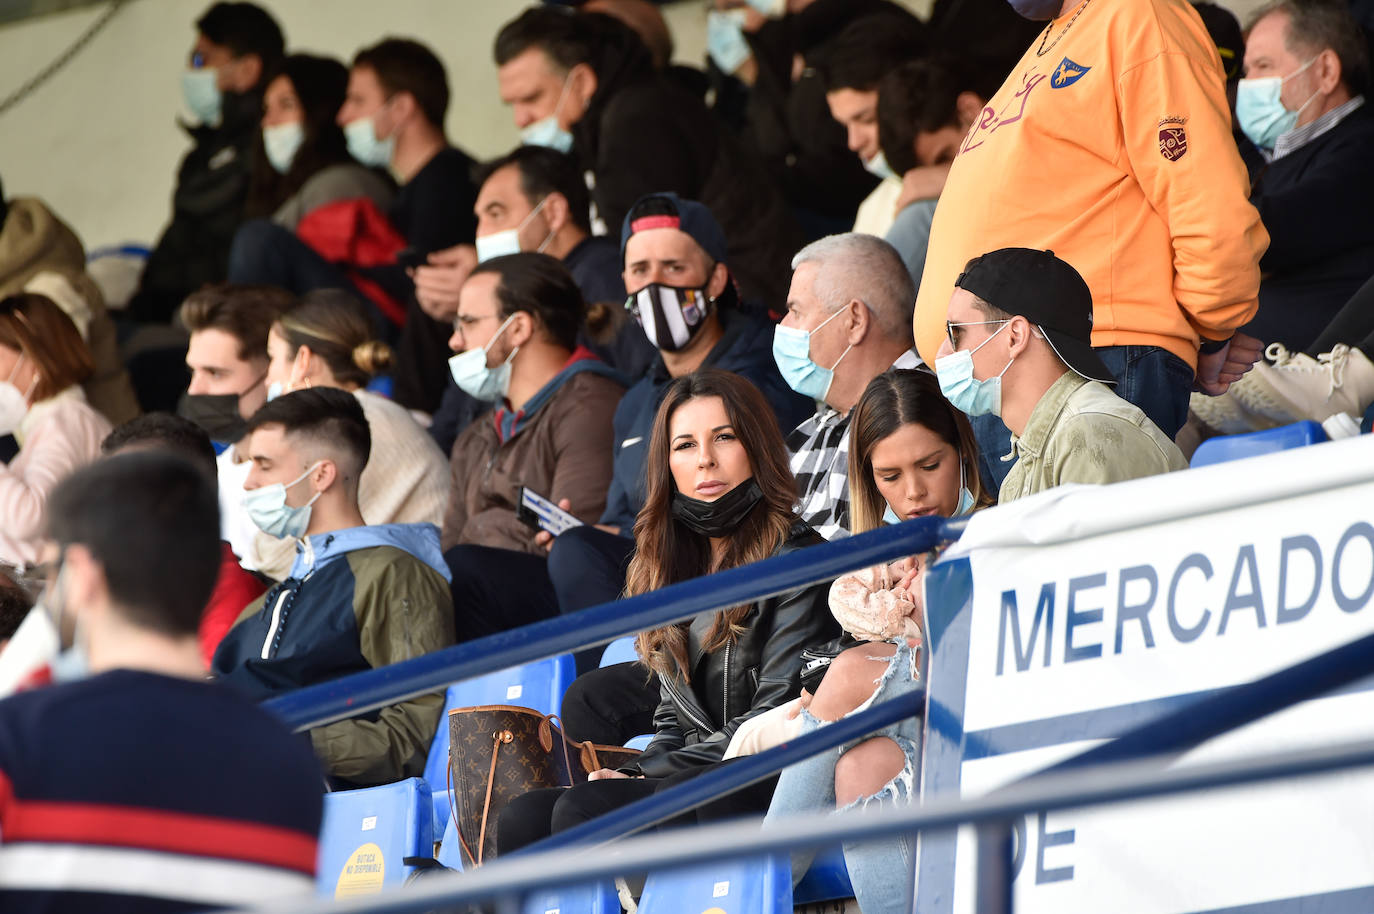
[600,309,813,531]
[213,523,454,786]
[1242,104,1374,352]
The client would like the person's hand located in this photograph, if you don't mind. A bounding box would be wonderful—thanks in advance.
[895,556,924,598]
[895,163,952,213]
[1194,332,1263,396]
[786,690,813,720]
[411,244,477,322]
[588,768,632,780]
[534,498,576,552]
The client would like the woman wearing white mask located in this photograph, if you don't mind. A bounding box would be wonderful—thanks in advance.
[252,289,448,581]
[757,368,990,914]
[244,54,394,230]
[0,294,112,565]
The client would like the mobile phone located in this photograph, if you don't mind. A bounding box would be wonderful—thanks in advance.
[395,248,425,270]
[517,487,584,537]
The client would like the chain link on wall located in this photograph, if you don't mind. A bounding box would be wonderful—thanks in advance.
[0,0,128,119]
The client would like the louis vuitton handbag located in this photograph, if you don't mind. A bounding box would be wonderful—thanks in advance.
[446,705,641,867]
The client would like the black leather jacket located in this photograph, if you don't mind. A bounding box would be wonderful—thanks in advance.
[629,521,840,778]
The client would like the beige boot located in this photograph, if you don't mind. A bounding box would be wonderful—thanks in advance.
[1188,387,1278,435]
[1236,343,1374,424]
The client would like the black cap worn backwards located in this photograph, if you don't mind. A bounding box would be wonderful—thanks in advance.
[955,247,1115,385]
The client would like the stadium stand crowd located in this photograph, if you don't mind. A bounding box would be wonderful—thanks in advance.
[0,0,1371,910]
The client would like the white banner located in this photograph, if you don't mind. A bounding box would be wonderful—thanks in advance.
[918,435,1374,913]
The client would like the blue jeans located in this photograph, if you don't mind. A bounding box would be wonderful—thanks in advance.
[764,643,921,914]
[971,344,1193,493]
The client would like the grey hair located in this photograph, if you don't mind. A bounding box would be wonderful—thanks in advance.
[1247,0,1369,94]
[790,233,916,342]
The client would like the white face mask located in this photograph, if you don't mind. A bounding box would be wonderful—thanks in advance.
[242,461,324,540]
[0,354,37,436]
[521,74,576,153]
[263,121,305,174]
[448,314,519,402]
[475,197,554,263]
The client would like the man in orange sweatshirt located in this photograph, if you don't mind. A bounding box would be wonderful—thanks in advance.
[915,0,1269,487]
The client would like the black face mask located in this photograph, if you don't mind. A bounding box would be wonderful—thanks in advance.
[671,479,764,538]
[177,392,247,444]
[627,283,713,353]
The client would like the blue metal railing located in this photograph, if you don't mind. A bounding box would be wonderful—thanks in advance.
[234,727,1374,913]
[972,624,1374,912]
[265,516,964,731]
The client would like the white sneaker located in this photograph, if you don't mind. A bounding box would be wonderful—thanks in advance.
[1188,388,1277,435]
[1237,343,1374,424]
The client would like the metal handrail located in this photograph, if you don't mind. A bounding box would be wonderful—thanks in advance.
[522,688,924,854]
[232,732,1374,913]
[972,626,1374,911]
[265,517,964,731]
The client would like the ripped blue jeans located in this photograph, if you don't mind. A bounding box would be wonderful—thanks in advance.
[763,640,921,914]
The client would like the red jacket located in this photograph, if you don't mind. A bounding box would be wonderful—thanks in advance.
[201,542,266,669]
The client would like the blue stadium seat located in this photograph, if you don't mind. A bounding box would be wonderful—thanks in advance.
[316,777,433,898]
[794,845,855,905]
[520,880,621,914]
[436,815,463,871]
[637,854,792,913]
[600,635,639,667]
[423,655,577,835]
[1190,420,1327,467]
[365,374,394,398]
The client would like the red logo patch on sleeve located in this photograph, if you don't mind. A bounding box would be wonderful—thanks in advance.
[1158,118,1188,161]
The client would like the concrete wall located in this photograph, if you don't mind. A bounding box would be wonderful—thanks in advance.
[0,0,1262,253]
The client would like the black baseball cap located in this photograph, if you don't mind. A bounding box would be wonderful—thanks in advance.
[619,192,729,267]
[954,248,1115,385]
[1192,2,1244,82]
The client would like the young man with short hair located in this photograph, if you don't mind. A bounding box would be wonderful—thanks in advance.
[212,388,454,787]
[101,412,265,668]
[935,248,1187,502]
[178,283,294,573]
[0,452,322,911]
[128,2,285,323]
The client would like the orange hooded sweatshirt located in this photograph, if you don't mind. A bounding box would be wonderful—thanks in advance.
[913,0,1269,370]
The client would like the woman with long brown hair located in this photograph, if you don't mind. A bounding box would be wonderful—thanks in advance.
[497,369,837,851]
[0,293,111,565]
[763,368,990,914]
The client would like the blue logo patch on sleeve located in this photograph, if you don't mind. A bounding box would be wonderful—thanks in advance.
[1050,57,1091,88]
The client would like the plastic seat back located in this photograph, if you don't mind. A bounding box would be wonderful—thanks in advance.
[423,655,576,835]
[521,880,621,914]
[316,777,432,898]
[793,844,855,904]
[599,636,639,668]
[1191,420,1327,467]
[638,854,792,914]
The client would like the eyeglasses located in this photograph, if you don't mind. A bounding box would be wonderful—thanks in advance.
[946,319,1009,350]
[452,313,500,335]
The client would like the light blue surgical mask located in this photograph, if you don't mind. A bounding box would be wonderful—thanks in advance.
[863,149,897,181]
[448,314,518,402]
[521,75,576,153]
[266,380,284,402]
[475,197,553,263]
[883,504,903,525]
[182,67,222,125]
[263,121,305,174]
[1235,57,1319,150]
[772,308,851,401]
[39,563,89,684]
[243,461,324,540]
[707,10,752,74]
[344,114,395,168]
[934,321,1012,417]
